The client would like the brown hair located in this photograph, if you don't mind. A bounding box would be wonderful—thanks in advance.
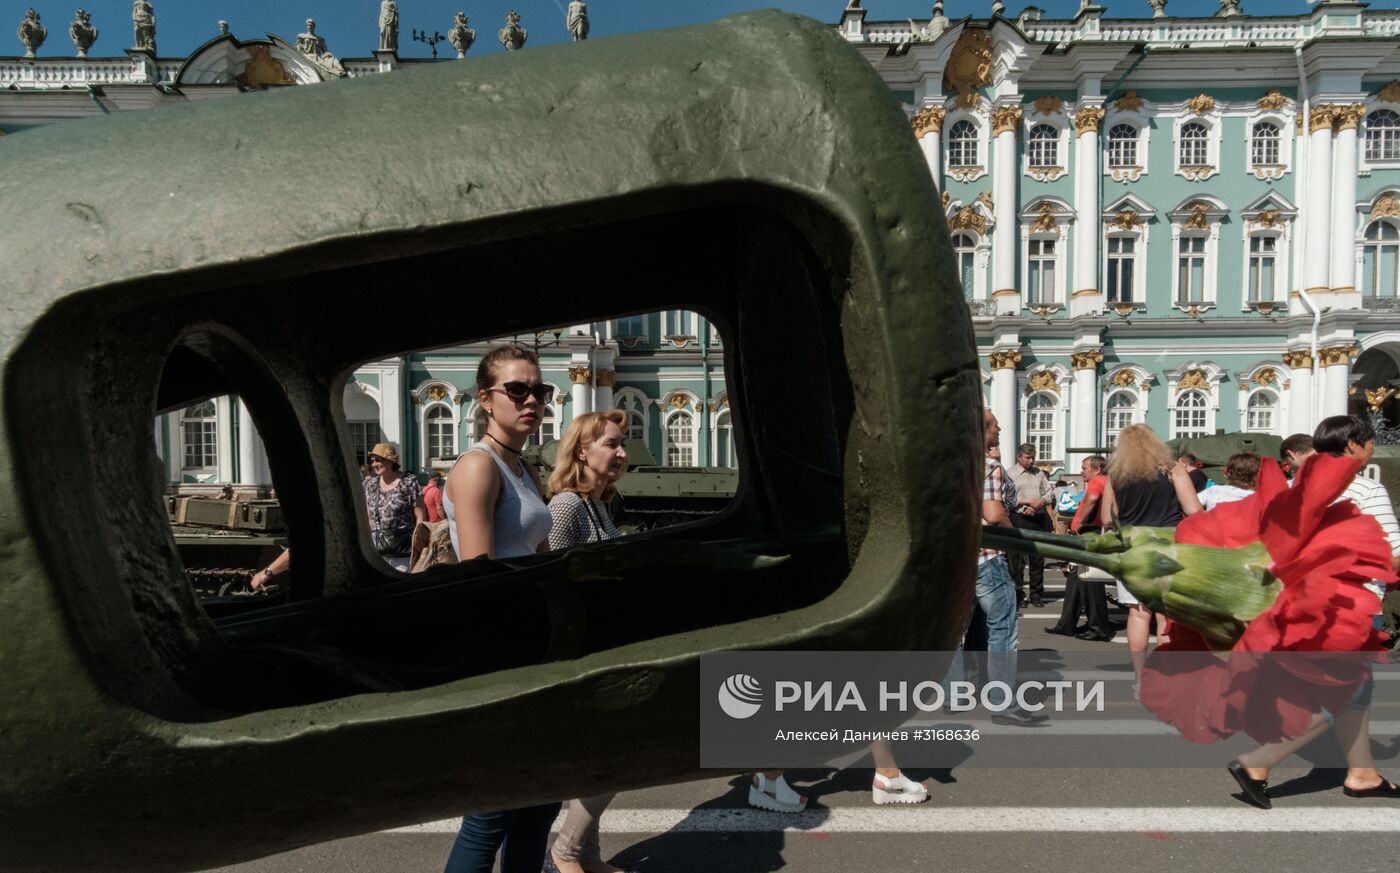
[1224,452,1261,490]
[1106,423,1173,485]
[547,410,628,500]
[475,345,539,393]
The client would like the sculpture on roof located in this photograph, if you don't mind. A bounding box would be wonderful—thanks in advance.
[132,0,155,53]
[218,19,229,35]
[69,9,97,58]
[1216,0,1242,16]
[378,0,399,52]
[1148,0,1167,14]
[448,11,475,57]
[567,0,589,41]
[499,10,527,51]
[296,18,345,77]
[17,8,46,58]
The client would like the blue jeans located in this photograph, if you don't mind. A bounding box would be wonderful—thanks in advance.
[442,804,563,873]
[949,557,1020,699]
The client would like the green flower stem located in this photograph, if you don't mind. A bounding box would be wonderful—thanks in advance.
[980,527,1122,575]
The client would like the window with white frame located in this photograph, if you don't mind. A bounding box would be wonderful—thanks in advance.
[1106,123,1138,168]
[948,120,979,167]
[1027,123,1058,168]
[471,405,488,444]
[1103,391,1137,449]
[1250,121,1281,168]
[614,313,647,337]
[1174,390,1210,439]
[616,391,648,442]
[426,404,455,460]
[953,232,977,298]
[713,408,735,468]
[665,410,696,466]
[1179,122,1209,167]
[348,421,384,466]
[1106,236,1136,304]
[1027,238,1057,305]
[1247,234,1279,303]
[181,400,218,469]
[1365,109,1400,163]
[1025,391,1058,460]
[1245,390,1277,433]
[527,405,557,447]
[663,310,693,337]
[1177,235,1208,304]
[1363,219,1400,299]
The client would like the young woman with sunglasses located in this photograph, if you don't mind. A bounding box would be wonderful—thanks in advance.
[441,344,561,873]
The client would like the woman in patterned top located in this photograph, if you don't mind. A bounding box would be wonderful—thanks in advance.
[543,410,631,873]
[363,441,426,572]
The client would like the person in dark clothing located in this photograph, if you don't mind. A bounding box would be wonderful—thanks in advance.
[1177,452,1209,492]
[1047,455,1113,640]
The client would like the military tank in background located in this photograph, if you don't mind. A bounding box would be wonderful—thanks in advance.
[166,494,285,597]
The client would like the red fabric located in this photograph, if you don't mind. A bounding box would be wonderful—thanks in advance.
[423,481,445,523]
[1070,474,1107,533]
[1139,455,1397,743]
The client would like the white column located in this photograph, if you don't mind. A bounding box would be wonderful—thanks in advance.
[990,350,1021,461]
[378,363,404,448]
[569,354,592,416]
[236,398,271,487]
[1304,105,1335,298]
[913,106,944,186]
[1284,350,1315,435]
[215,395,235,484]
[1330,104,1363,308]
[1293,111,1307,305]
[1320,345,1356,418]
[1072,106,1105,317]
[992,103,1023,316]
[594,347,616,411]
[1070,351,1102,465]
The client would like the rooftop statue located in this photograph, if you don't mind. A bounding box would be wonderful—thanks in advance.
[500,9,527,50]
[69,8,97,57]
[296,18,345,77]
[131,0,155,53]
[567,0,589,41]
[16,8,45,58]
[448,11,475,57]
[378,0,398,52]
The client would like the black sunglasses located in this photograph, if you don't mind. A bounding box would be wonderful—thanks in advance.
[491,381,554,404]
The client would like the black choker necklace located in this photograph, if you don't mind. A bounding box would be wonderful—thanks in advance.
[485,432,522,456]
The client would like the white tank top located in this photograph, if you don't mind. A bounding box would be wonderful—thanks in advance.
[444,444,552,560]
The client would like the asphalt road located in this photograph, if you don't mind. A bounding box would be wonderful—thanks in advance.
[200,577,1400,873]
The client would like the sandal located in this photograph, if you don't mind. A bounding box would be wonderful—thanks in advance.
[872,771,929,805]
[748,773,807,813]
[1343,777,1400,798]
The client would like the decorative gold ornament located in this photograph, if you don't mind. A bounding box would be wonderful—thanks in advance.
[1034,95,1064,115]
[1281,349,1313,369]
[991,103,1024,135]
[941,191,951,208]
[1176,369,1210,393]
[668,394,693,410]
[237,45,295,88]
[1309,104,1339,131]
[1254,368,1277,386]
[1030,305,1056,318]
[978,190,995,210]
[1113,302,1136,316]
[1074,105,1105,135]
[1379,80,1400,104]
[1257,89,1288,112]
[1111,210,1141,230]
[1070,350,1104,371]
[1109,369,1137,388]
[1115,91,1143,113]
[912,105,946,137]
[1254,208,1281,229]
[1030,201,1059,233]
[1372,192,1400,221]
[988,350,1023,370]
[1183,201,1211,230]
[945,29,993,104]
[1185,305,1205,319]
[1186,94,1215,116]
[426,384,449,402]
[1026,371,1060,395]
[950,206,987,235]
[1295,111,1304,132]
[1336,103,1366,131]
[957,91,982,110]
[595,369,617,388]
[568,366,592,385]
[1318,344,1359,367]
[1366,386,1398,412]
[1350,386,1360,397]
[1256,301,1276,315]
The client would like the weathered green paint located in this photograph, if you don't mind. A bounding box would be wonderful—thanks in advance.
[0,12,978,872]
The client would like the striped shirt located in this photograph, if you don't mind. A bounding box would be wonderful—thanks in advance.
[1339,474,1400,558]
[981,456,1007,566]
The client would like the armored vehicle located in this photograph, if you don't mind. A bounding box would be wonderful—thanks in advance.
[0,14,978,872]
[167,496,287,598]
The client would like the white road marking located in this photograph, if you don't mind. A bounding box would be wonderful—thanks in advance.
[388,806,1400,834]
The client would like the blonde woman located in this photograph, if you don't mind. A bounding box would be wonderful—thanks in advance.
[544,410,632,873]
[1099,424,1201,686]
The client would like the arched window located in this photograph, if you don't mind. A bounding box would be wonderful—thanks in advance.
[1246,391,1277,434]
[1027,123,1058,168]
[181,400,217,469]
[471,405,488,445]
[953,232,977,298]
[615,390,649,443]
[1104,391,1137,449]
[528,405,558,447]
[1363,219,1400,299]
[1174,390,1209,439]
[1250,121,1281,167]
[1106,236,1136,304]
[1027,237,1057,305]
[1248,233,1279,303]
[1107,123,1138,168]
[426,405,455,460]
[1025,391,1058,461]
[344,386,383,466]
[948,120,978,168]
[1178,122,1209,167]
[713,409,735,468]
[665,410,696,466]
[1366,109,1400,162]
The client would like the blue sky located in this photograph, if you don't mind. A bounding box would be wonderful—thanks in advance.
[8,0,1397,59]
